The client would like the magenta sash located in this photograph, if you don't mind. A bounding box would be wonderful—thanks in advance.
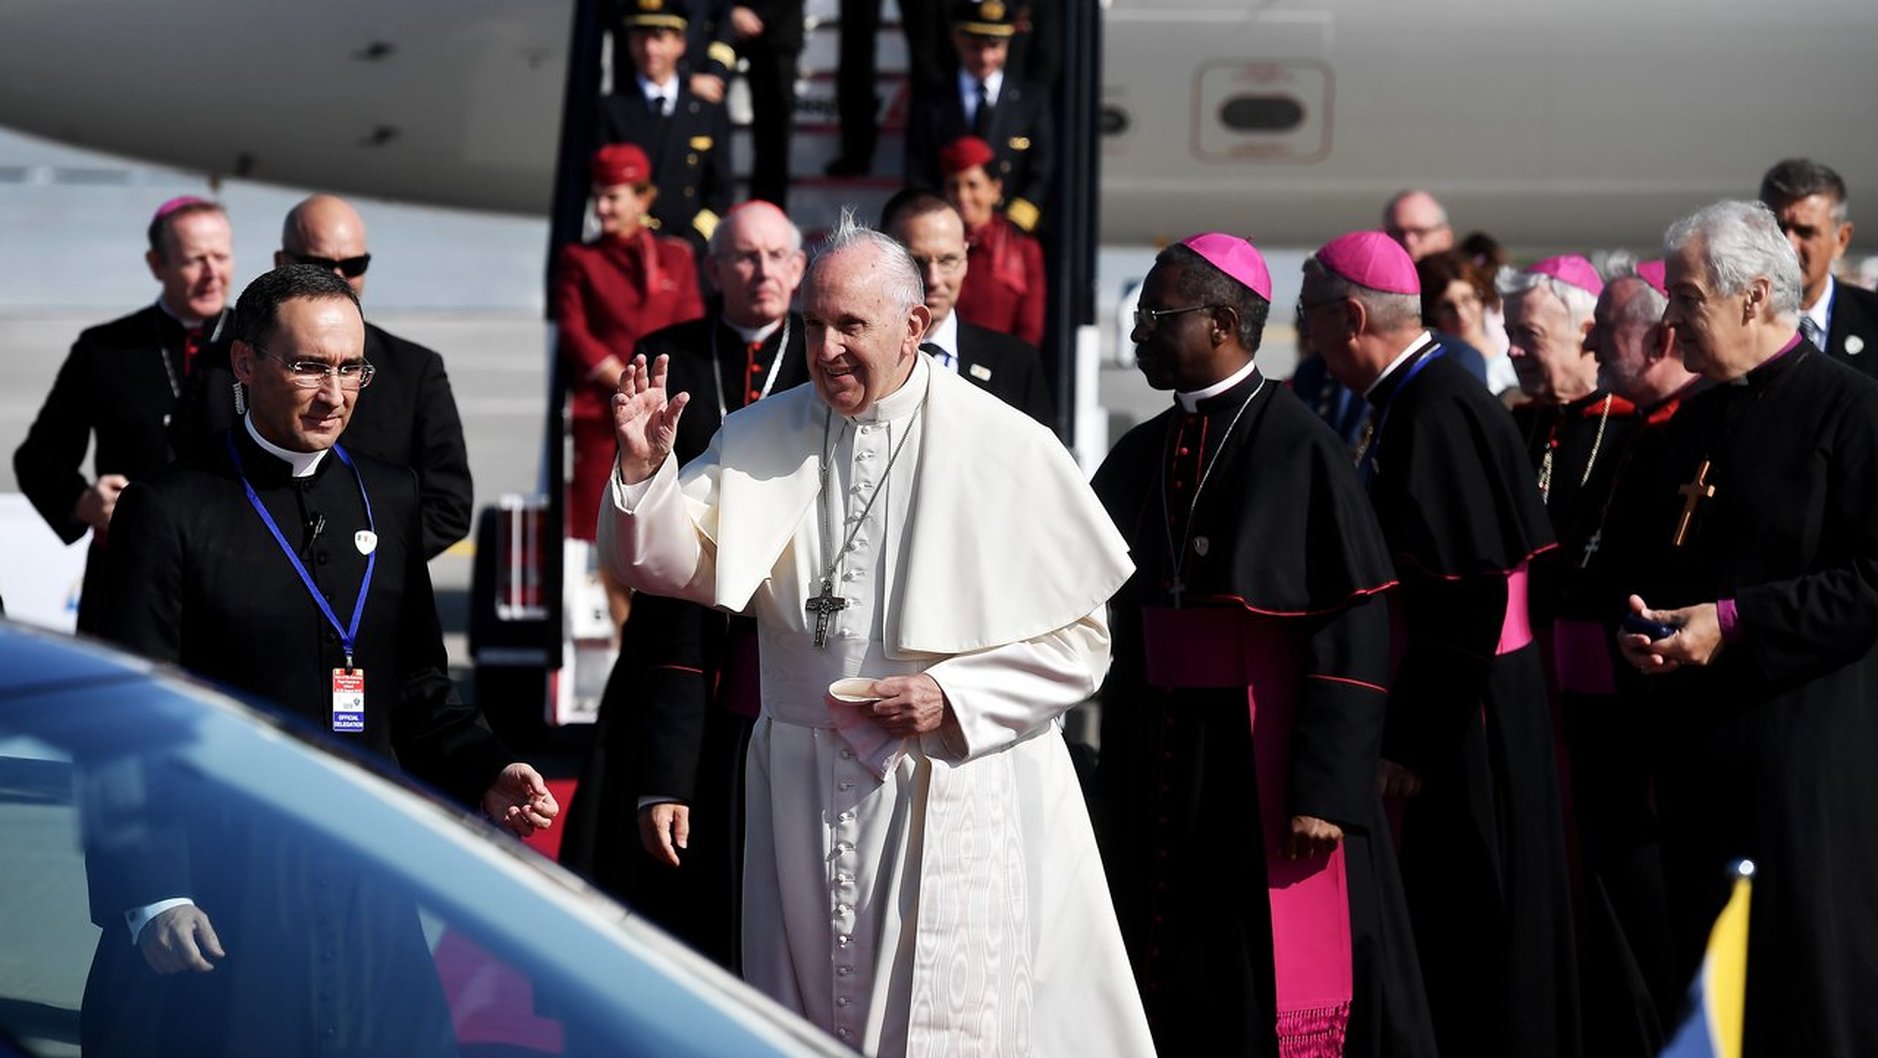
[1141,606,1352,1058]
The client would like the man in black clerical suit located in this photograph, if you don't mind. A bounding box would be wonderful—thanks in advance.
[169,194,473,559]
[880,190,1054,425]
[1758,158,1878,375]
[82,265,556,1058]
[1302,231,1579,1058]
[1092,233,1437,1058]
[1615,200,1878,1058]
[559,201,808,969]
[903,0,1053,234]
[597,0,735,252]
[13,197,233,632]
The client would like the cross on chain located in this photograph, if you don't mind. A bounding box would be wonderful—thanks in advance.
[805,578,848,648]
[1579,528,1602,569]
[1673,460,1716,548]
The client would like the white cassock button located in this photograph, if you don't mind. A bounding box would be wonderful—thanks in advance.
[837,966,855,977]
[837,997,852,1007]
[838,779,856,791]
[835,841,855,853]
[839,810,856,822]
[840,749,856,761]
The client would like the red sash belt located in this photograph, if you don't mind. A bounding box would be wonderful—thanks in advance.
[1141,605,1352,1058]
[1497,562,1533,655]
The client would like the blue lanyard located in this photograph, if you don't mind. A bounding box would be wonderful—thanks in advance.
[1359,342,1444,482]
[225,432,377,669]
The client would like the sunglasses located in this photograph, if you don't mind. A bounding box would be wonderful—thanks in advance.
[288,251,372,279]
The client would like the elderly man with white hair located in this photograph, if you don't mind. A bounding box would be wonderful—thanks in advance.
[1615,199,1878,1058]
[599,215,1155,1056]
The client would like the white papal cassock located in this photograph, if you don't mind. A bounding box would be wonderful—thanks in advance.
[599,354,1155,1056]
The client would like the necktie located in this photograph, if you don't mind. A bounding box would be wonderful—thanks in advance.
[1801,315,1825,350]
[647,92,665,119]
[971,81,991,138]
[919,341,955,370]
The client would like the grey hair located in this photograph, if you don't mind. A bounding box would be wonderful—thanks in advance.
[706,202,803,257]
[1759,157,1850,223]
[1302,255,1424,332]
[1664,200,1802,319]
[806,208,925,316]
[1601,271,1668,327]
[1499,269,1598,330]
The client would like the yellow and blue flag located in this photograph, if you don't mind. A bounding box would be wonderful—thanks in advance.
[1660,859,1754,1058]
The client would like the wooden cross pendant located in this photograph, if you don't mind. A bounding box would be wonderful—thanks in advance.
[805,579,848,648]
[1673,459,1716,548]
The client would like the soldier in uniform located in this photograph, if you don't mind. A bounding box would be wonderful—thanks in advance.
[904,0,1054,234]
[598,0,735,255]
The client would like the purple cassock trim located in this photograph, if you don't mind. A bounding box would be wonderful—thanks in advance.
[720,624,763,719]
[1497,563,1534,655]
[1140,606,1353,1057]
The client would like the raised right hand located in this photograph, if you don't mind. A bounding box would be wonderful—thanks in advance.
[612,354,689,486]
[139,905,225,974]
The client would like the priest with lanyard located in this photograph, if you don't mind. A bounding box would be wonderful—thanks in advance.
[1091,233,1438,1058]
[599,216,1154,1056]
[84,265,558,1056]
[559,199,810,970]
[1299,231,1579,1058]
[1616,200,1878,1058]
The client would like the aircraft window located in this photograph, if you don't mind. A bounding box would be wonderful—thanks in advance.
[1218,95,1306,133]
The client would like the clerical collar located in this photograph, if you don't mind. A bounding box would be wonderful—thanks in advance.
[244,414,329,478]
[1364,331,1435,401]
[155,296,212,331]
[846,351,931,425]
[959,69,1004,107]
[725,316,783,345]
[1176,357,1259,412]
[923,310,961,371]
[1736,330,1805,386]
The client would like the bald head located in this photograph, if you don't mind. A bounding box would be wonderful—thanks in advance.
[1383,190,1454,261]
[705,200,807,328]
[278,195,372,297]
[1592,274,1691,406]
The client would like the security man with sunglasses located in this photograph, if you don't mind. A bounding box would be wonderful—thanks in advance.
[85,264,556,1056]
[171,195,474,558]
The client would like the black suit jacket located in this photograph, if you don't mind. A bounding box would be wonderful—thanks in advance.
[904,74,1054,230]
[596,84,735,247]
[1825,279,1878,377]
[14,304,229,545]
[170,323,474,559]
[953,320,1055,427]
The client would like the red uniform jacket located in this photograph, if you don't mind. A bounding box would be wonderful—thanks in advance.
[958,216,1046,350]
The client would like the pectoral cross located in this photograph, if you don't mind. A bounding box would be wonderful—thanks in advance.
[1673,460,1715,548]
[805,579,848,648]
[1579,528,1602,569]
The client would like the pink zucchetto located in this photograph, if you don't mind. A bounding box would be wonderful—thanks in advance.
[1634,259,1667,296]
[1181,232,1273,301]
[1315,231,1420,295]
[1526,254,1604,297]
[151,195,211,225]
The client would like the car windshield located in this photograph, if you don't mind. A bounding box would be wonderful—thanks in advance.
[0,625,841,1058]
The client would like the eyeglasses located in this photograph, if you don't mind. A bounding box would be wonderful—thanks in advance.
[254,347,376,389]
[288,252,372,279]
[1133,303,1216,332]
[1295,295,1346,318]
[909,252,967,275]
[715,248,798,270]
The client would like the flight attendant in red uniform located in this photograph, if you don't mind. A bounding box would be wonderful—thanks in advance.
[552,144,704,623]
[941,135,1046,349]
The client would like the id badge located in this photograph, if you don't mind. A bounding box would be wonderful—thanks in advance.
[331,669,365,732]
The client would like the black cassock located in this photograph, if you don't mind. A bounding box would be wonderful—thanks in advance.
[1607,341,1878,1058]
[559,311,808,970]
[82,426,511,1058]
[1362,345,1580,1058]
[1092,369,1437,1058]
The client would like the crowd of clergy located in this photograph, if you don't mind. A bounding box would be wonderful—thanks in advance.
[15,1,1877,1044]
